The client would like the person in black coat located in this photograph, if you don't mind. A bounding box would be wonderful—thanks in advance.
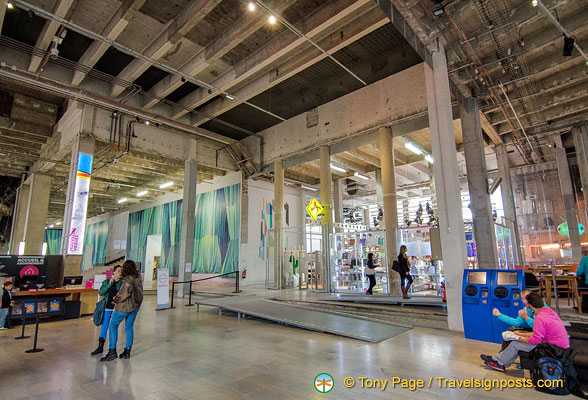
[1,281,14,330]
[398,245,413,299]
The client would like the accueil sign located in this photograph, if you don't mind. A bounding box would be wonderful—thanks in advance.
[67,153,93,255]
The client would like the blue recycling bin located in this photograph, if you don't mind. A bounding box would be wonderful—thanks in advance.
[462,269,494,342]
[489,270,526,343]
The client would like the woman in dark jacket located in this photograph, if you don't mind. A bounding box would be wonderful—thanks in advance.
[365,253,377,295]
[398,245,413,299]
[91,265,122,356]
[101,260,143,362]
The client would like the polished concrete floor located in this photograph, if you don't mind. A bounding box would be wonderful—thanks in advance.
[0,291,561,400]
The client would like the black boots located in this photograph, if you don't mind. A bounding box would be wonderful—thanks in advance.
[100,349,117,362]
[90,338,105,356]
[119,348,131,359]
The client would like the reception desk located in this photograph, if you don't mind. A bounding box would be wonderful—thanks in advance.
[11,288,98,319]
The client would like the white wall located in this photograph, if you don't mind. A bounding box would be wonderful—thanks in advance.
[240,178,304,286]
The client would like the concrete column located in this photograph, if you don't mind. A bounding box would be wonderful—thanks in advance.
[178,158,198,296]
[9,184,30,254]
[554,135,582,262]
[333,178,343,231]
[320,146,332,292]
[379,127,400,295]
[274,159,284,288]
[495,143,523,265]
[572,125,588,207]
[425,43,468,332]
[461,98,499,268]
[23,174,51,254]
[61,134,95,256]
[362,208,371,229]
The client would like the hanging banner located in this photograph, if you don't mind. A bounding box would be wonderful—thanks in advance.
[156,268,170,310]
[68,153,93,255]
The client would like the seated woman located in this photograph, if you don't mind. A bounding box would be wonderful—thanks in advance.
[481,292,570,372]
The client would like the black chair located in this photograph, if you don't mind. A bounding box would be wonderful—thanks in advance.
[524,272,540,288]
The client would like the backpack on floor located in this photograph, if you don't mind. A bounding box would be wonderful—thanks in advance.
[531,357,570,396]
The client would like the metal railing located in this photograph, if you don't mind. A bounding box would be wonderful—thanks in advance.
[170,270,241,308]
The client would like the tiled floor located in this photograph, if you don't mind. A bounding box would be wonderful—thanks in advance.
[0,289,564,399]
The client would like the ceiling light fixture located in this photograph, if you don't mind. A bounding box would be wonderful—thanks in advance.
[159,181,174,189]
[563,36,575,57]
[405,142,423,155]
[136,190,148,197]
[144,120,150,125]
[226,94,235,100]
[425,155,434,164]
[433,7,444,16]
[56,221,61,225]
[330,163,346,173]
[248,2,256,11]
[301,185,319,191]
[268,15,277,24]
[6,2,13,9]
[117,197,128,204]
[49,224,54,228]
[354,172,369,180]
[531,0,538,6]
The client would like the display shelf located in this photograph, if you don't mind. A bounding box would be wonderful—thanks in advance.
[331,230,389,294]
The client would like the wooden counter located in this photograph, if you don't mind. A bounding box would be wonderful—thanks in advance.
[12,288,98,316]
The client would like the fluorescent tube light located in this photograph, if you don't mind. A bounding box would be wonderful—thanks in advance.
[301,185,319,191]
[330,163,346,173]
[159,181,174,189]
[136,190,148,197]
[425,155,434,164]
[42,243,47,256]
[405,142,423,155]
[354,172,369,180]
[18,242,25,255]
[117,197,128,204]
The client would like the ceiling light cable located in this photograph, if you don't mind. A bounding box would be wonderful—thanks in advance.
[254,0,367,86]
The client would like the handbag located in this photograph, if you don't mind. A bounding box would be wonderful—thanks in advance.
[93,297,107,326]
[392,260,401,273]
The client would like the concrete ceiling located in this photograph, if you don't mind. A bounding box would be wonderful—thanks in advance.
[0,0,585,225]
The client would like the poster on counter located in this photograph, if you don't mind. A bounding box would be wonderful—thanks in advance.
[67,153,93,255]
[156,268,170,310]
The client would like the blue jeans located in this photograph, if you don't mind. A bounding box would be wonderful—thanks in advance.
[99,309,113,340]
[108,307,140,350]
[0,308,7,328]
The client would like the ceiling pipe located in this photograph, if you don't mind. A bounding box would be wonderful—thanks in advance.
[0,65,235,145]
[10,0,286,122]
[444,10,539,164]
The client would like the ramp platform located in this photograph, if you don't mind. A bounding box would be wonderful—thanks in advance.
[320,294,446,307]
[194,296,411,343]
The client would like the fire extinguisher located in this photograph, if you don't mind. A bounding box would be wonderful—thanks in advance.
[242,268,247,279]
[441,281,446,302]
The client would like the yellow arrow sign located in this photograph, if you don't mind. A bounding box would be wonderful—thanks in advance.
[306,198,324,221]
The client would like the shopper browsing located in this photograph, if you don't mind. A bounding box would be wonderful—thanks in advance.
[1,281,15,330]
[90,265,122,356]
[100,260,143,362]
[480,292,570,372]
[398,245,413,299]
[365,252,377,295]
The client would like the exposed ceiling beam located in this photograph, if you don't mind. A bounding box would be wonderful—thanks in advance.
[143,0,291,109]
[71,0,146,86]
[190,7,387,126]
[170,0,376,120]
[110,0,222,97]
